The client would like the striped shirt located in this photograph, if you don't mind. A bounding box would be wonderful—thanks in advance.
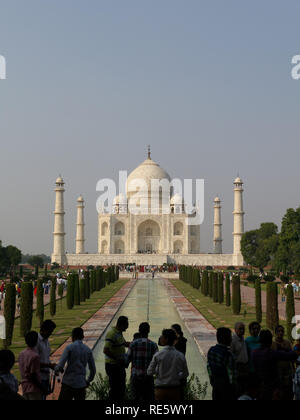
[127,338,158,377]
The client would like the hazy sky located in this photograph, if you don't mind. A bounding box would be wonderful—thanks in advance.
[1,0,300,255]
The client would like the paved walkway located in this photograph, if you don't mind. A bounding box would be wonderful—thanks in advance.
[163,279,216,357]
[240,285,300,321]
[48,279,136,400]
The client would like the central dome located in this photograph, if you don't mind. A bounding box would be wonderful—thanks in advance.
[126,156,171,196]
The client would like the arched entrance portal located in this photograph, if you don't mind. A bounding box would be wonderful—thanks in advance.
[138,220,161,254]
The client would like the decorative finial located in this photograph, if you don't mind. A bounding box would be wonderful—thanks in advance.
[147,145,151,159]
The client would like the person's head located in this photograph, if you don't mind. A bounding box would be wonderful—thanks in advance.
[172,324,183,338]
[249,322,261,338]
[139,322,150,338]
[275,325,285,340]
[116,316,129,332]
[25,331,39,348]
[259,330,273,348]
[72,328,84,342]
[40,320,56,339]
[159,329,177,347]
[216,328,232,347]
[235,322,245,338]
[0,350,15,373]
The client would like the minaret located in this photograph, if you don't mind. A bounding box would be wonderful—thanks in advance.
[213,197,223,254]
[52,176,66,265]
[76,196,85,254]
[233,177,245,257]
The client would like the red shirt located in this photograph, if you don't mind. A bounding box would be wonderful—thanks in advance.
[19,348,41,394]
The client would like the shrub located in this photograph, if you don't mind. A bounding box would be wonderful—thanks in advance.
[201,271,209,296]
[4,284,16,348]
[36,279,44,326]
[206,266,213,271]
[67,274,75,310]
[232,275,241,315]
[227,266,236,271]
[225,274,231,307]
[208,272,213,298]
[286,284,295,343]
[20,282,33,337]
[218,273,224,304]
[50,278,57,317]
[80,276,86,303]
[247,275,259,284]
[266,282,279,331]
[212,273,218,303]
[84,271,90,299]
[74,274,80,306]
[255,278,262,324]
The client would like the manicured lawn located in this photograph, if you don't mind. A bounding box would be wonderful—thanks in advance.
[1,279,129,378]
[170,280,269,333]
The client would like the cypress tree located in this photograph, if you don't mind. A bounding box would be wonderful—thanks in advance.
[34,265,39,280]
[225,274,231,307]
[80,277,86,302]
[232,275,241,315]
[36,279,44,326]
[84,271,90,299]
[212,273,218,303]
[20,282,33,337]
[67,274,75,310]
[218,273,224,304]
[266,282,279,331]
[74,274,80,306]
[19,266,23,279]
[50,278,57,317]
[255,278,263,324]
[201,271,209,296]
[209,272,213,298]
[96,269,101,291]
[4,284,16,348]
[286,284,295,343]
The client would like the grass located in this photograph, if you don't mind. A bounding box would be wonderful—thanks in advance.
[170,279,269,333]
[1,279,129,379]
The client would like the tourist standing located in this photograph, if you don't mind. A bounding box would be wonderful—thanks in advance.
[271,325,294,400]
[104,316,129,401]
[252,330,297,401]
[56,328,96,401]
[127,322,158,401]
[207,328,236,401]
[172,324,187,356]
[231,322,249,396]
[245,322,261,371]
[35,320,57,399]
[19,331,45,400]
[294,357,300,401]
[0,350,19,394]
[147,329,189,401]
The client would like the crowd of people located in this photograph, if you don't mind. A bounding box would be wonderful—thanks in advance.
[0,315,300,401]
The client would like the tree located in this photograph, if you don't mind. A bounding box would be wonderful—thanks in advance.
[212,273,218,303]
[218,273,224,304]
[74,274,80,306]
[232,275,241,315]
[202,271,209,296]
[84,271,90,299]
[27,256,44,268]
[286,284,295,343]
[255,278,262,323]
[266,282,279,331]
[36,279,44,326]
[225,274,231,307]
[6,245,22,267]
[3,284,16,348]
[80,276,86,302]
[67,274,75,310]
[208,272,213,298]
[20,282,33,337]
[50,278,57,317]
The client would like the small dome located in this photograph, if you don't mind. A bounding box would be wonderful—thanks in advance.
[214,196,221,203]
[56,176,64,184]
[113,193,127,205]
[171,194,183,205]
[77,195,84,203]
[234,177,243,184]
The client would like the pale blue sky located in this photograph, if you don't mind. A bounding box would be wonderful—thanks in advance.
[1,0,300,255]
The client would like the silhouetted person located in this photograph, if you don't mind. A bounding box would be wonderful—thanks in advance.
[104,316,129,401]
[207,328,236,401]
[127,322,158,401]
[172,324,187,356]
[252,330,297,401]
[0,349,21,400]
[56,328,96,401]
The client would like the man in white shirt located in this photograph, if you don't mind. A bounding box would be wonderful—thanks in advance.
[147,329,189,401]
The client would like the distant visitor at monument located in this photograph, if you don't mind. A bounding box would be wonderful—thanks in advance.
[51,150,245,267]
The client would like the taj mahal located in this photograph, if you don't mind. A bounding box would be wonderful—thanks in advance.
[51,149,245,267]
